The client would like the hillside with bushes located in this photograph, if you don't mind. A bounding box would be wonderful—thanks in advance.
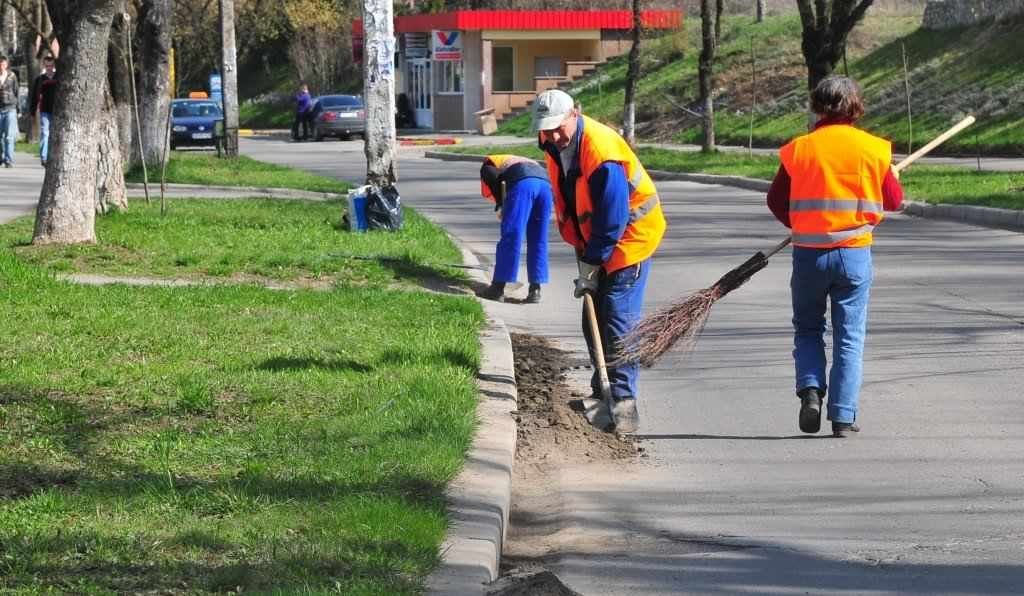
[498,9,1024,155]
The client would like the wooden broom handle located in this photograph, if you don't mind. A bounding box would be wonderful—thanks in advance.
[893,114,975,173]
[766,115,977,258]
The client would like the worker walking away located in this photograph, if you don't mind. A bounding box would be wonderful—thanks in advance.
[767,75,903,438]
[532,89,666,433]
[476,154,553,303]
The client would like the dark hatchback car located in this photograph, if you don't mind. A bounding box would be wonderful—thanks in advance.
[170,99,223,150]
[310,95,365,141]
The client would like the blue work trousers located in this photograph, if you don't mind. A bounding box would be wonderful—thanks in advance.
[39,112,51,162]
[791,246,873,424]
[493,177,552,284]
[0,109,16,165]
[583,259,651,400]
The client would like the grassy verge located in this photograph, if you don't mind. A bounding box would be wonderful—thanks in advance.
[444,145,1024,210]
[0,197,484,593]
[1,198,466,287]
[15,141,40,156]
[126,152,349,194]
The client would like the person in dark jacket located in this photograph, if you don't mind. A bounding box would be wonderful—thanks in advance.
[293,83,313,141]
[0,54,19,168]
[30,55,57,166]
[476,154,553,303]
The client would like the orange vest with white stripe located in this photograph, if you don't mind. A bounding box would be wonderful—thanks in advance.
[779,124,892,248]
[480,154,537,202]
[544,115,666,273]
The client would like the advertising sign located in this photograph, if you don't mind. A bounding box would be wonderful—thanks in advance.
[209,72,223,102]
[432,30,462,61]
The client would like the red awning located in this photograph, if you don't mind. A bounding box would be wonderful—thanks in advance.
[353,9,682,36]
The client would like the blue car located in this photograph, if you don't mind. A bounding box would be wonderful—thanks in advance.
[170,99,223,150]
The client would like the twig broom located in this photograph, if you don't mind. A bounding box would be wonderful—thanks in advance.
[618,115,976,368]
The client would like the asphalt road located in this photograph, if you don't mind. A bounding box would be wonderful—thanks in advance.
[241,136,1024,594]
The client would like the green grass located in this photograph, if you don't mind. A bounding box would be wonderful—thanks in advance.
[444,144,1024,211]
[0,198,466,287]
[499,13,1024,156]
[126,152,349,194]
[15,141,40,156]
[240,100,294,129]
[0,196,484,593]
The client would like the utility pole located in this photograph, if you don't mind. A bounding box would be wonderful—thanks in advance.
[362,0,396,187]
[218,0,239,157]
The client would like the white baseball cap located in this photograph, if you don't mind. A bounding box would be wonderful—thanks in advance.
[531,89,575,132]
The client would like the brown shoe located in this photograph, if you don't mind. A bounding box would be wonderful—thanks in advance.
[831,422,861,438]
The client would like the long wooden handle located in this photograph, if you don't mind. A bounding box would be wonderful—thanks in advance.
[893,115,975,173]
[583,293,613,401]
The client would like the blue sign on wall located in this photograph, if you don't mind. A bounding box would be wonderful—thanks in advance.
[209,72,223,102]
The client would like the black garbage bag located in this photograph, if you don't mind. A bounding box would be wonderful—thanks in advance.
[365,184,403,231]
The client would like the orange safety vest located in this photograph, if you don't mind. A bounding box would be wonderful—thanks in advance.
[779,124,892,248]
[480,154,537,202]
[543,115,666,273]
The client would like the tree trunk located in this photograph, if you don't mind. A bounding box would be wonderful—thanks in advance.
[134,0,172,167]
[698,0,716,152]
[108,6,132,168]
[362,0,396,187]
[622,0,641,146]
[218,0,239,156]
[34,0,119,245]
[756,0,765,22]
[95,83,127,214]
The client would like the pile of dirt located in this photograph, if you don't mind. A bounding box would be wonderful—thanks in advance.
[510,333,638,463]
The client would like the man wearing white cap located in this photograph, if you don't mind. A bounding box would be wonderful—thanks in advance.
[532,89,667,433]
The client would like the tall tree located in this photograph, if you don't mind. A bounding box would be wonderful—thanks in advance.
[362,0,396,187]
[34,0,119,244]
[698,0,716,152]
[794,0,875,92]
[621,0,641,146]
[134,0,172,167]
[756,0,765,23]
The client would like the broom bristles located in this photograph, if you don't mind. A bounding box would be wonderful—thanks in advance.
[614,251,771,368]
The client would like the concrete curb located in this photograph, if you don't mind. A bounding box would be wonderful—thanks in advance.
[422,151,1024,233]
[425,240,517,596]
[125,183,343,201]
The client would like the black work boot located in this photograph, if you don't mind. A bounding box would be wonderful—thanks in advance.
[525,283,542,304]
[475,282,505,302]
[832,421,861,438]
[798,387,823,434]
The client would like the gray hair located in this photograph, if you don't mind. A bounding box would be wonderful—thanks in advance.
[810,76,865,121]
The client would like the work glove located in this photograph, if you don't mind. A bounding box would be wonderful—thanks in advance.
[573,260,601,298]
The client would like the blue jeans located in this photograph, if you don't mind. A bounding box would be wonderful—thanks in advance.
[791,246,873,424]
[583,259,651,401]
[39,112,51,162]
[0,109,16,165]
[493,177,552,284]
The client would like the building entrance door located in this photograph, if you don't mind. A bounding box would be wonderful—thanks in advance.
[409,59,432,128]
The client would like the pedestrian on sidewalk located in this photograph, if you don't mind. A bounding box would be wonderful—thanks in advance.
[532,89,667,433]
[767,75,904,438]
[476,154,553,304]
[0,55,19,168]
[293,83,313,141]
[30,55,58,167]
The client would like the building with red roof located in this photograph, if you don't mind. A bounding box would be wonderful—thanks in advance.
[352,10,682,131]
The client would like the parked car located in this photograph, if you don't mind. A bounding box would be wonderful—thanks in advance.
[310,95,365,141]
[170,99,223,150]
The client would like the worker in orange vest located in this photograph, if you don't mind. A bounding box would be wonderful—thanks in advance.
[532,89,667,433]
[767,76,904,438]
[476,154,553,303]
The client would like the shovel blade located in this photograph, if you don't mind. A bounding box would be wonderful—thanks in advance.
[582,396,613,431]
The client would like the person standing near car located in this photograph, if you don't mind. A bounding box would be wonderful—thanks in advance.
[30,55,57,166]
[293,83,312,141]
[0,54,20,168]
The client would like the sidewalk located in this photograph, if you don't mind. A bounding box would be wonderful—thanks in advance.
[425,150,1024,233]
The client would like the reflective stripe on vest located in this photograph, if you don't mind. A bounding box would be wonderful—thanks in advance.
[628,195,661,224]
[779,124,891,249]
